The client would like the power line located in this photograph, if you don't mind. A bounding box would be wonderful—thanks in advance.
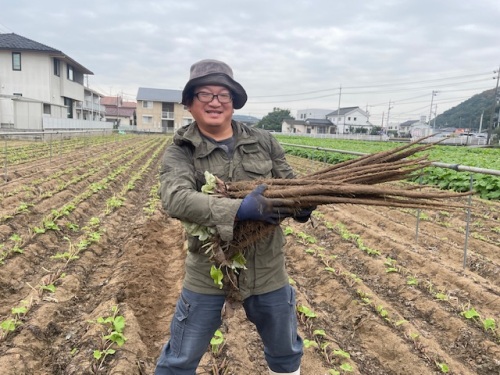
[251,71,490,98]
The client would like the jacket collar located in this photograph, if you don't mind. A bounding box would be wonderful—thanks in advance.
[173,120,258,158]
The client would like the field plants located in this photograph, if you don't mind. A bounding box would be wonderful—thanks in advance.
[0,134,498,374]
[90,306,127,374]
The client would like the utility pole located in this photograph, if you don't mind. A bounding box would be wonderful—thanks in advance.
[429,90,437,130]
[432,104,438,129]
[486,66,500,145]
[386,100,393,134]
[336,85,342,134]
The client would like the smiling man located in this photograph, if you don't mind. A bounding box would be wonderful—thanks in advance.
[155,59,312,375]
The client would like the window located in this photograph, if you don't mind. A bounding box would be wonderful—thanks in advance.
[348,117,351,121]
[354,117,357,121]
[67,65,74,81]
[12,52,21,71]
[64,97,73,118]
[142,101,153,109]
[142,115,153,124]
[43,104,51,114]
[54,59,60,76]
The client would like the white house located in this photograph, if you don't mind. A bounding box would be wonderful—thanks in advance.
[296,108,333,121]
[399,116,429,137]
[281,118,336,134]
[0,33,106,130]
[326,107,372,134]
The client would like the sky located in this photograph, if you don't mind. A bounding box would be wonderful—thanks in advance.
[1,0,499,126]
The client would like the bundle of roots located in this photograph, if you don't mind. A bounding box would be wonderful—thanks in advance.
[210,137,470,303]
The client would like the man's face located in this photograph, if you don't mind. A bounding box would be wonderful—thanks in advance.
[188,85,233,131]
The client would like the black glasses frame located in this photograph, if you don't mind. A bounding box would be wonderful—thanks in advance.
[194,92,233,104]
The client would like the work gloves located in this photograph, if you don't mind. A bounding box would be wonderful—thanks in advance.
[236,184,315,225]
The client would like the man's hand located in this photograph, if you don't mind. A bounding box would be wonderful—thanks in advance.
[236,184,295,224]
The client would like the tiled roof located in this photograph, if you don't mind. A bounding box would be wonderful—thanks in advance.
[326,107,360,117]
[101,96,121,106]
[283,119,306,125]
[399,120,419,127]
[105,107,135,117]
[0,33,93,74]
[305,118,334,126]
[137,87,182,103]
[0,33,61,52]
[122,101,137,108]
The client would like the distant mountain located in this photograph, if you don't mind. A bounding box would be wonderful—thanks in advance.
[434,88,498,130]
[233,114,260,124]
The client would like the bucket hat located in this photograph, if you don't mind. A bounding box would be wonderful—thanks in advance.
[181,59,247,109]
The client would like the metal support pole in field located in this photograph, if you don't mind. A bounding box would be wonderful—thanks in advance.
[3,138,7,182]
[462,175,474,269]
[59,132,63,159]
[415,173,424,243]
[49,133,53,162]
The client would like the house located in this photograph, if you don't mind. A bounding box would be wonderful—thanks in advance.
[75,87,106,122]
[296,108,333,120]
[101,96,136,128]
[136,87,193,133]
[0,33,106,130]
[397,120,419,137]
[281,118,336,134]
[399,116,430,138]
[326,107,372,134]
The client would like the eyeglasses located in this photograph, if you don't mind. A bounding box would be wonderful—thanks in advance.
[194,92,232,104]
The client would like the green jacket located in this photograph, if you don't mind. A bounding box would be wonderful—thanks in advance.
[159,120,295,299]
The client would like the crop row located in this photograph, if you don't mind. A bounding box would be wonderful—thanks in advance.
[0,135,167,373]
[285,211,499,374]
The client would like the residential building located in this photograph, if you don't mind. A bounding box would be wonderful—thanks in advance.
[281,118,336,134]
[296,108,332,120]
[398,120,419,137]
[399,116,429,137]
[101,96,136,128]
[136,87,193,133]
[75,87,106,122]
[0,33,106,130]
[326,107,372,134]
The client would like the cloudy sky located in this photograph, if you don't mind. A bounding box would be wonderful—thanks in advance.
[1,0,499,125]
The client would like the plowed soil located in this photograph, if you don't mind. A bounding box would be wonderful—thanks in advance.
[0,136,498,375]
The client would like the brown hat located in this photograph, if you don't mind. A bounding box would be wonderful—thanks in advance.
[181,59,247,109]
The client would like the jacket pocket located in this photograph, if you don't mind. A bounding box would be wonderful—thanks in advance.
[241,159,273,179]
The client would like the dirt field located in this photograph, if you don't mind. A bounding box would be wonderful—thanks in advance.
[0,135,498,375]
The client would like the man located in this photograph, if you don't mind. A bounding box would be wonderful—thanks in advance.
[155,59,312,375]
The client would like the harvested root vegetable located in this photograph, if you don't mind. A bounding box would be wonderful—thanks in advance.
[195,137,471,302]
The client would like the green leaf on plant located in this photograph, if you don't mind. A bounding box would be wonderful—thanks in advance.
[210,265,224,289]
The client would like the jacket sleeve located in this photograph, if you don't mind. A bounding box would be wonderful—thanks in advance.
[159,144,242,242]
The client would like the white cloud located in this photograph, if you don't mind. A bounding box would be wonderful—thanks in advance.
[1,0,499,123]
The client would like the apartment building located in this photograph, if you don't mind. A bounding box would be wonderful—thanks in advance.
[136,87,193,133]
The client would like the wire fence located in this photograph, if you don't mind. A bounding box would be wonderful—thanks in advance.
[280,142,500,270]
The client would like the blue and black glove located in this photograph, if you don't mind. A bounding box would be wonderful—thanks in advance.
[236,184,295,225]
[293,206,316,223]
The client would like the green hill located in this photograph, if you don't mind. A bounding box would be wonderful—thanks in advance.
[434,89,498,131]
